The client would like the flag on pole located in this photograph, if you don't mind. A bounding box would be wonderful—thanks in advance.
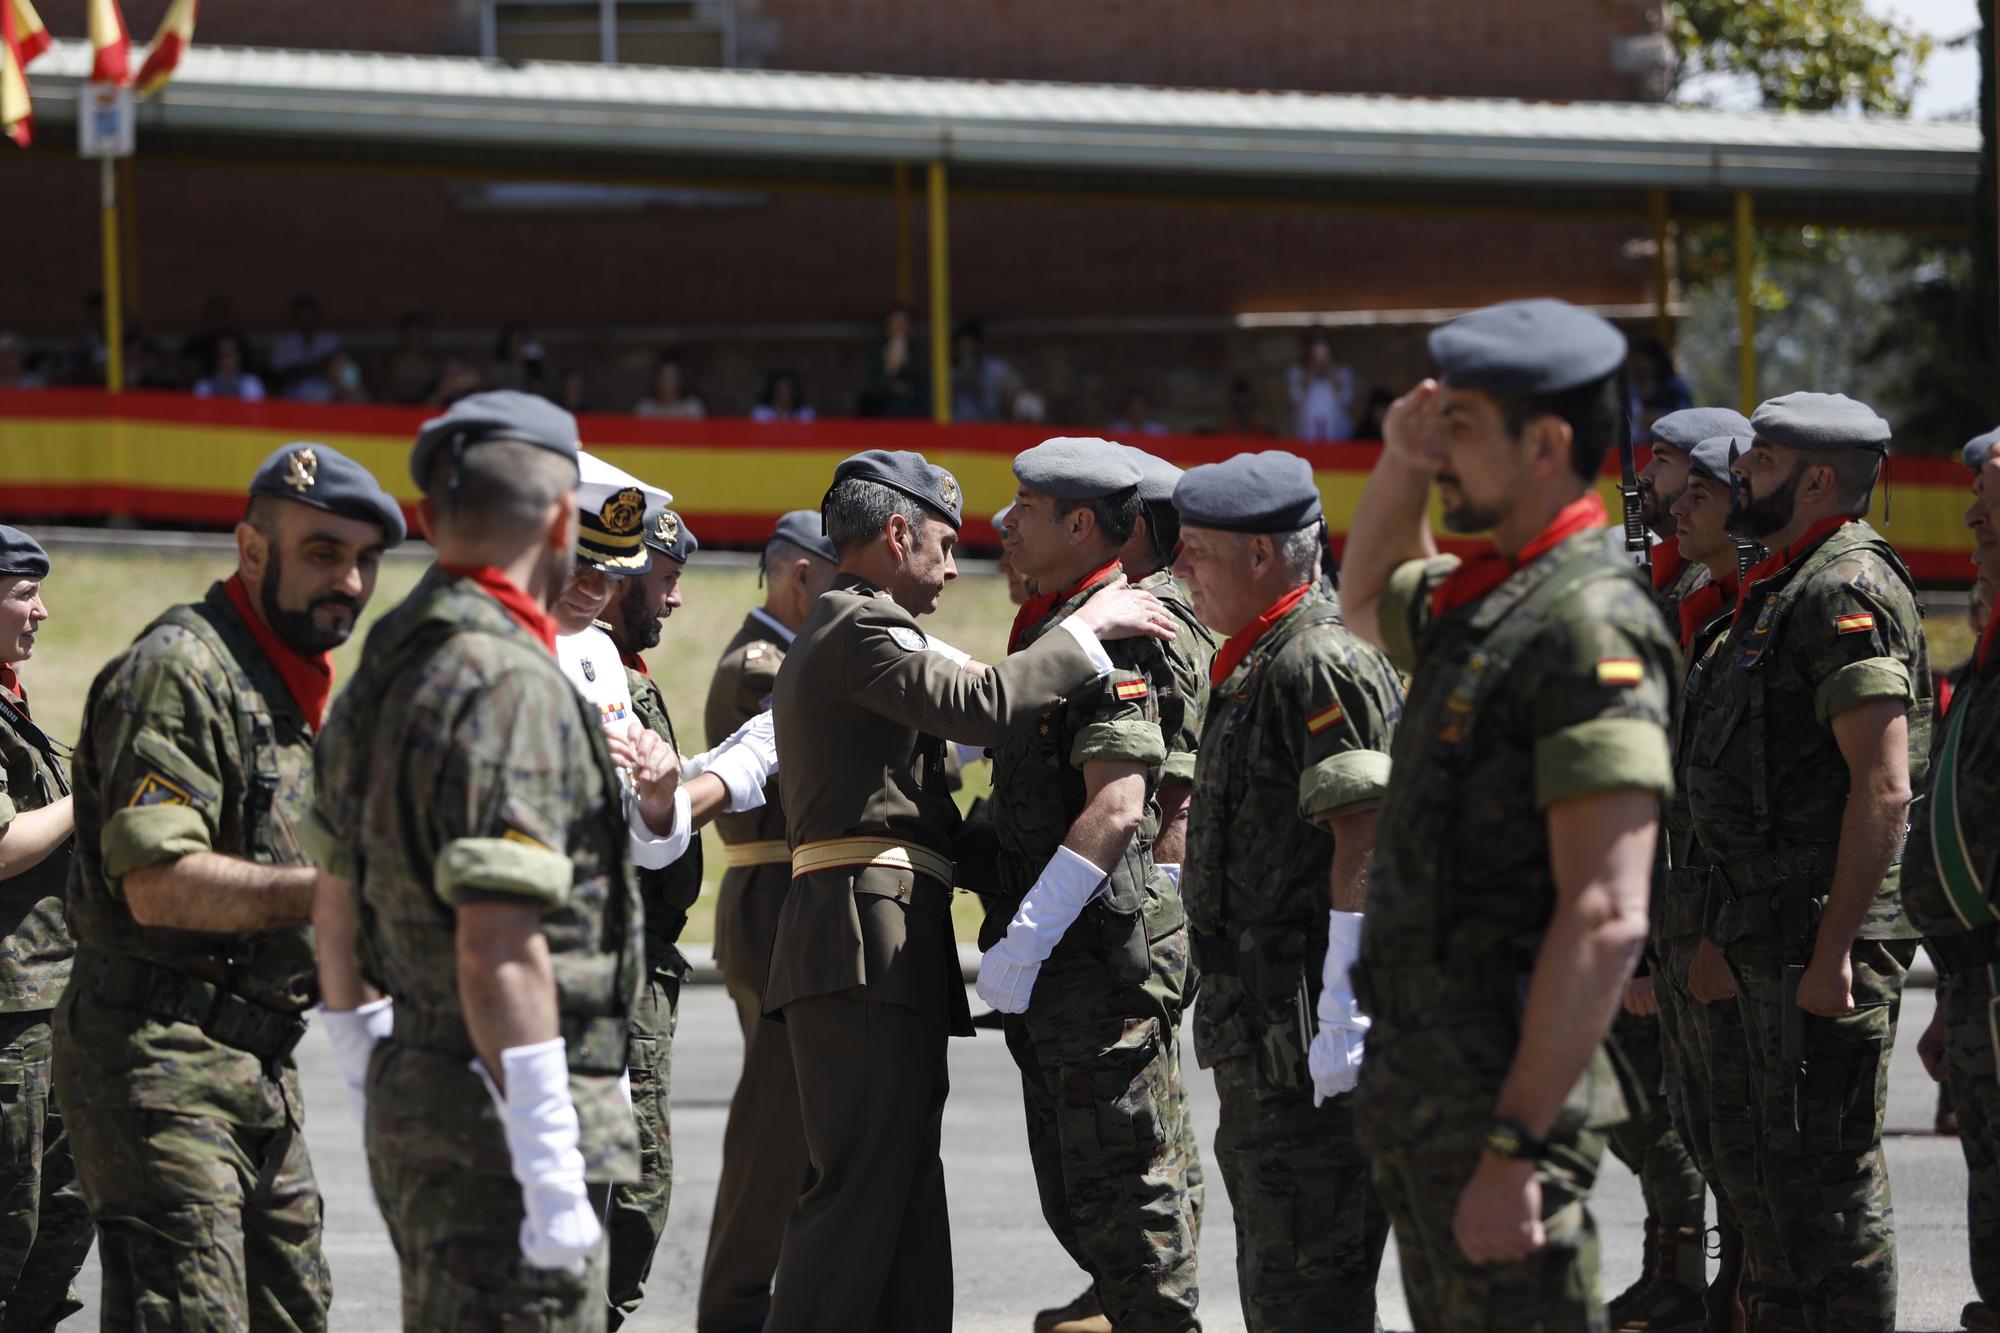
[135,0,197,97]
[9,0,48,65]
[88,0,130,85]
[1,0,35,145]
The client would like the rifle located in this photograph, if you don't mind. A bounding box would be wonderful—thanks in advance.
[1619,429,1651,575]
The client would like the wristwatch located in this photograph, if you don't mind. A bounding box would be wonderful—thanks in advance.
[1483,1117,1549,1163]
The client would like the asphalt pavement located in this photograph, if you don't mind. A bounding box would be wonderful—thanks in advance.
[69,982,1976,1332]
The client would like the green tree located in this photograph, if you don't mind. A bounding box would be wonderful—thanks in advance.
[1669,0,1931,113]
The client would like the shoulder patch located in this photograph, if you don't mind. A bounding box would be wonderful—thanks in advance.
[1833,612,1876,635]
[128,771,193,808]
[745,646,765,661]
[501,825,553,852]
[887,626,928,652]
[1114,678,1150,702]
[1307,702,1346,734]
[1595,658,1644,687]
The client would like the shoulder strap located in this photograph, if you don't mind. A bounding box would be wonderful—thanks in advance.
[0,691,70,792]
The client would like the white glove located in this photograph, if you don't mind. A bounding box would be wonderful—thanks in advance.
[318,997,393,1125]
[687,711,777,812]
[471,1037,601,1274]
[975,845,1106,1014]
[1309,909,1371,1107]
[1156,863,1182,890]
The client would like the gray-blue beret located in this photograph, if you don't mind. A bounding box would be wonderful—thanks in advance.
[826,449,963,530]
[644,509,698,563]
[411,390,581,490]
[1111,444,1185,506]
[250,443,407,547]
[1751,392,1891,454]
[1652,407,1752,453]
[1428,299,1628,396]
[768,509,836,564]
[0,525,49,579]
[1964,427,1999,471]
[1686,435,1748,492]
[1013,437,1141,501]
[1173,451,1323,534]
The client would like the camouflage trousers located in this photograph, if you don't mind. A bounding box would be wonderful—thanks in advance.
[60,1096,329,1332]
[0,1013,91,1332]
[1941,968,2000,1308]
[1604,1008,1705,1232]
[1723,933,1914,1333]
[1002,928,1201,1333]
[1653,936,1800,1326]
[373,1155,610,1332]
[606,965,683,1330]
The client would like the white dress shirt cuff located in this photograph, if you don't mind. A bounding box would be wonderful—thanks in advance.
[627,786,693,869]
[1055,617,1114,677]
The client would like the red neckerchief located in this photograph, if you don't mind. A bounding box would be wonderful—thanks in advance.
[1936,674,1955,720]
[620,648,649,676]
[1008,557,1125,654]
[1210,582,1313,687]
[1732,516,1854,626]
[0,664,24,714]
[441,563,559,654]
[222,574,334,732]
[1650,536,1686,592]
[1979,611,2000,672]
[1430,493,1608,619]
[1675,567,1739,649]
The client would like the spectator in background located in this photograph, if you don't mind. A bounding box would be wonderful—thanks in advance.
[750,368,816,423]
[1286,327,1358,441]
[270,294,342,401]
[488,323,547,395]
[1628,337,1693,443]
[425,358,485,409]
[0,334,46,390]
[1110,388,1167,437]
[385,311,440,406]
[324,351,370,405]
[1222,376,1271,437]
[121,330,171,391]
[556,367,592,415]
[856,305,930,418]
[65,294,108,386]
[949,318,1019,423]
[634,352,705,419]
[1359,389,1395,441]
[179,293,244,389]
[193,334,265,402]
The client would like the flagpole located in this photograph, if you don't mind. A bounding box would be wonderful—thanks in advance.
[101,155,123,392]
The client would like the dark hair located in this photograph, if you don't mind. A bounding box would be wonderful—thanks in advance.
[1826,447,1884,515]
[760,369,803,407]
[1139,499,1181,564]
[1055,489,1141,545]
[1492,373,1626,484]
[426,439,579,539]
[955,318,985,343]
[824,477,927,555]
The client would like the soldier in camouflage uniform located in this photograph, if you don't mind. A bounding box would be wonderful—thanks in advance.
[1171,451,1402,1333]
[309,393,685,1330]
[699,510,838,1333]
[1908,426,2000,1333]
[974,439,1201,1332]
[1685,392,1930,1333]
[54,443,405,1330]
[1345,301,1678,1332]
[0,525,92,1330]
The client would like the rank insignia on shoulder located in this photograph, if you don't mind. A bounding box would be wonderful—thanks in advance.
[745,647,764,661]
[888,626,927,652]
[501,826,554,852]
[1114,679,1149,701]
[1307,703,1345,734]
[128,771,193,808]
[1833,612,1876,635]
[1595,658,1644,687]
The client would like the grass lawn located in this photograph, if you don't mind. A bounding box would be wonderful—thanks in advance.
[21,544,1979,942]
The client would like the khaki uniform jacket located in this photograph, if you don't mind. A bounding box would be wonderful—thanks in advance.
[764,575,1103,1031]
[706,612,792,990]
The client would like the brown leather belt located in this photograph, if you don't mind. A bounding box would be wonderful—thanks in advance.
[791,836,954,887]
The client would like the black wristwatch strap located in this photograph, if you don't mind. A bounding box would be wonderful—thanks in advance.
[1483,1117,1549,1163]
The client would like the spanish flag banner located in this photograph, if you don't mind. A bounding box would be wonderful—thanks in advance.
[88,0,129,85]
[0,0,36,146]
[135,0,197,97]
[9,0,47,64]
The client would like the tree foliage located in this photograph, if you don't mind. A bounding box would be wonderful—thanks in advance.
[1668,0,1933,114]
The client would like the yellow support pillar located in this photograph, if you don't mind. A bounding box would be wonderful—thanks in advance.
[926,159,951,425]
[1734,190,1755,416]
[893,163,914,308]
[101,158,125,394]
[1648,188,1672,349]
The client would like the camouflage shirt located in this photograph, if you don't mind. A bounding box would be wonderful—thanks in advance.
[984,564,1176,954]
[308,567,642,1182]
[1183,587,1402,1066]
[0,691,73,1011]
[1134,568,1216,793]
[1656,571,1737,946]
[627,664,703,970]
[1899,635,1998,945]
[1683,521,1928,939]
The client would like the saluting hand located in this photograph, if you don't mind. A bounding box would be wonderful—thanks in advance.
[1382,379,1448,474]
[1074,576,1177,643]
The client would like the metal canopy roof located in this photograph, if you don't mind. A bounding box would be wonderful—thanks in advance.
[25,39,1982,226]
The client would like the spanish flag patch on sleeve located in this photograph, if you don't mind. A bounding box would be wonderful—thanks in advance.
[1833,612,1876,635]
[1113,679,1149,702]
[1307,703,1345,735]
[1595,658,1644,687]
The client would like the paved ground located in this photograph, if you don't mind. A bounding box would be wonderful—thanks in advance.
[71,983,1975,1332]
